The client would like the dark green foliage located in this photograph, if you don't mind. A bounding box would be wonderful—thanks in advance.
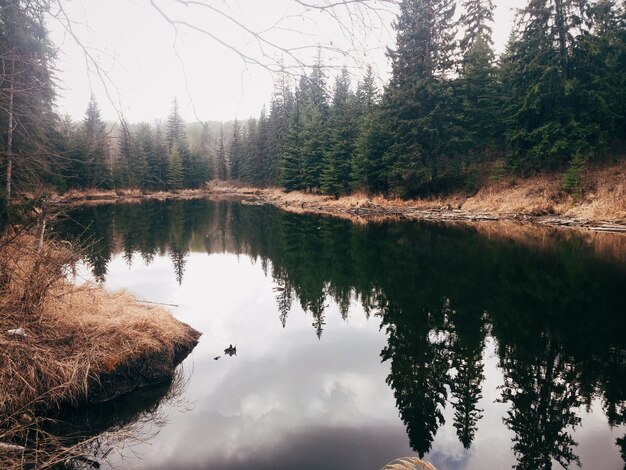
[320,68,356,197]
[7,0,624,199]
[82,96,111,189]
[229,121,243,181]
[0,0,57,200]
[167,145,184,190]
[215,126,227,180]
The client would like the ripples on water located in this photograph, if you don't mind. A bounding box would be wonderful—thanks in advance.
[54,199,626,470]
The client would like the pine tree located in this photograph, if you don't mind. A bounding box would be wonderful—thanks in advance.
[114,120,133,188]
[505,0,593,171]
[321,68,356,196]
[299,65,329,191]
[166,98,192,186]
[355,65,380,115]
[280,97,304,192]
[382,0,459,196]
[0,0,57,199]
[458,0,501,157]
[83,95,111,188]
[256,107,271,185]
[229,120,243,180]
[215,125,227,180]
[167,144,184,190]
[268,76,294,185]
[459,0,495,56]
[135,122,155,189]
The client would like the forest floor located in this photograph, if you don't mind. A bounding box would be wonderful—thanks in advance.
[207,160,626,233]
[0,234,200,468]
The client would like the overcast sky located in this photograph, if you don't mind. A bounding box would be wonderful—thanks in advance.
[48,0,527,124]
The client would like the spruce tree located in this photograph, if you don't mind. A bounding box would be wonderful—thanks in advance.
[459,0,495,56]
[505,0,593,171]
[229,120,243,180]
[167,144,184,190]
[215,125,227,180]
[382,0,459,196]
[83,95,111,188]
[459,0,500,156]
[280,97,304,192]
[0,0,56,198]
[321,68,356,196]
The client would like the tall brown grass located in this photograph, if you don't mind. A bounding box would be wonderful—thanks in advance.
[0,232,200,468]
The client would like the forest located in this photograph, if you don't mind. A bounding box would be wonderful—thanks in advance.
[1,0,625,208]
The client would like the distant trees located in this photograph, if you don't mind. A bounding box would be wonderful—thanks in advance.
[55,97,212,192]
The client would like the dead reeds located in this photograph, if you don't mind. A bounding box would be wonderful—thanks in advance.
[0,232,200,468]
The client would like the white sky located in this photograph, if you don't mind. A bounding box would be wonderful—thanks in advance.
[49,0,527,123]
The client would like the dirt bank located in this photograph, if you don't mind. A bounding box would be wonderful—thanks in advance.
[0,234,200,467]
[207,161,626,233]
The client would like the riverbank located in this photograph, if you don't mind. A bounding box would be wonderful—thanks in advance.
[51,161,626,232]
[0,234,200,468]
[207,161,626,232]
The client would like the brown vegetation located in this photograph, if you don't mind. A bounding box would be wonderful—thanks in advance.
[0,233,200,468]
[207,161,626,232]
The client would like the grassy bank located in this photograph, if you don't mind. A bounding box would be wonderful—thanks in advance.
[0,233,200,468]
[49,161,626,232]
[207,161,626,231]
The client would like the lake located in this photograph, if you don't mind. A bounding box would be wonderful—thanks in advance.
[54,198,626,470]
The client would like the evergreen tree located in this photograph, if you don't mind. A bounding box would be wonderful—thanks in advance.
[0,0,57,199]
[229,120,243,180]
[321,68,356,196]
[152,123,169,190]
[505,0,594,171]
[299,65,329,191]
[280,97,304,191]
[241,118,258,183]
[135,122,155,189]
[459,0,495,56]
[82,95,111,188]
[113,119,133,188]
[267,75,294,186]
[382,0,460,196]
[167,144,184,190]
[166,98,193,187]
[215,125,227,180]
[256,107,271,185]
[352,108,390,193]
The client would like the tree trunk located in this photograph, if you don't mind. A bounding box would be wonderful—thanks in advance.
[6,55,15,199]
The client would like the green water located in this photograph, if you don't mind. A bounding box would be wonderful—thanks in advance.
[55,198,626,470]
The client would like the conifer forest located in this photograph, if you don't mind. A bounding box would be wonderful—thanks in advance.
[1,0,625,204]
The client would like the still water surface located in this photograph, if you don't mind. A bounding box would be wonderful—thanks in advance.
[55,199,626,470]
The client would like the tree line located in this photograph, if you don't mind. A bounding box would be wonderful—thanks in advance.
[226,0,626,197]
[2,0,626,204]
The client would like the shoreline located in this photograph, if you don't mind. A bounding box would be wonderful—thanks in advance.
[0,235,200,468]
[51,161,626,233]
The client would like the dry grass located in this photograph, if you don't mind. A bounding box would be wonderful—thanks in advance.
[461,162,626,221]
[381,457,438,470]
[0,233,200,467]
[206,161,626,228]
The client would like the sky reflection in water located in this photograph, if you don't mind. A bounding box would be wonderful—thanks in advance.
[60,200,626,470]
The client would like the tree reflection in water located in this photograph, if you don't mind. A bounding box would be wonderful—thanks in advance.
[56,199,626,467]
